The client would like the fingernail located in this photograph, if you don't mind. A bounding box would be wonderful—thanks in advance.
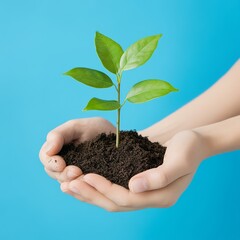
[131,178,148,193]
[67,170,78,179]
[61,182,68,192]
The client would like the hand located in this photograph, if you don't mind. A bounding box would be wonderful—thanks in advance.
[61,130,209,211]
[39,117,116,183]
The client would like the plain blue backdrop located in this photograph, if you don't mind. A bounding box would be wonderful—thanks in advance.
[0,0,239,239]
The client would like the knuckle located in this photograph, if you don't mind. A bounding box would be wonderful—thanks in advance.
[65,119,81,130]
[93,116,104,122]
[46,130,54,139]
[149,168,169,189]
[66,119,79,125]
[47,130,59,140]
[92,117,111,127]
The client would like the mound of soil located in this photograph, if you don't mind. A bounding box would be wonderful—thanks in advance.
[59,130,166,189]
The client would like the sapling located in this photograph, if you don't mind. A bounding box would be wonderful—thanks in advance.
[64,32,178,148]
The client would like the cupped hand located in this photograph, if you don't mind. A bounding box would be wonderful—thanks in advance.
[39,117,116,183]
[61,130,210,211]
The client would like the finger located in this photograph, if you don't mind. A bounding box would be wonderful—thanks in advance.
[45,166,82,183]
[58,166,82,183]
[60,182,84,202]
[39,145,66,172]
[126,173,193,208]
[39,119,90,171]
[84,173,193,209]
[145,173,194,208]
[82,174,144,209]
[46,119,86,156]
[129,151,192,193]
[44,167,58,180]
[65,178,132,212]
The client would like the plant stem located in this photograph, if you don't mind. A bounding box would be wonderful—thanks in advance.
[116,73,121,148]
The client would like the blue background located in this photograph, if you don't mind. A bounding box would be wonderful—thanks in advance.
[0,0,239,239]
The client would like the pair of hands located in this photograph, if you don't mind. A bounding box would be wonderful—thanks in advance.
[39,117,208,212]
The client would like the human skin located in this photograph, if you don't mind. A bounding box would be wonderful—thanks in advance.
[39,59,240,211]
[142,59,240,144]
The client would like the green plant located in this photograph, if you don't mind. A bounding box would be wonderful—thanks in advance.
[64,32,178,148]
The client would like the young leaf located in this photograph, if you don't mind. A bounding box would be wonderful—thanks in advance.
[120,34,162,71]
[83,97,121,111]
[64,67,113,88]
[95,32,124,74]
[126,79,178,103]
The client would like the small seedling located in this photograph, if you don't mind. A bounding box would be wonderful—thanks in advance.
[64,32,178,148]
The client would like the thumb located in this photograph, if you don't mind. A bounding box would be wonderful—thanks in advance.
[44,132,65,156]
[129,161,188,193]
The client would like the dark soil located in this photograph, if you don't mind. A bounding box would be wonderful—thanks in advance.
[59,130,166,189]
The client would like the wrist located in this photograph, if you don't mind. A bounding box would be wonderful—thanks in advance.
[176,129,212,163]
[193,115,240,157]
[193,126,224,158]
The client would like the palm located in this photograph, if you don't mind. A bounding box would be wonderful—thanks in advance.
[163,130,204,174]
[71,118,116,143]
[39,117,116,182]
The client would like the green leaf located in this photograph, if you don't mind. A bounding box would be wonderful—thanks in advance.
[120,34,162,71]
[126,79,178,103]
[95,32,124,74]
[83,97,121,111]
[64,67,113,88]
